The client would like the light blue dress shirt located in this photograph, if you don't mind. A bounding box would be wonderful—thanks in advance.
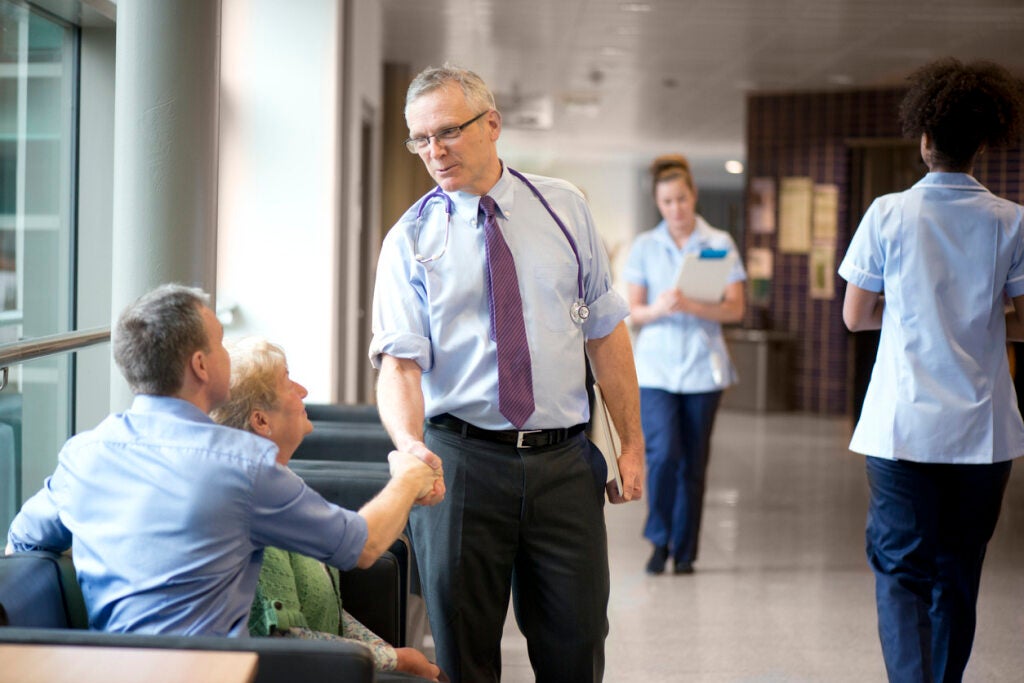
[839,172,1024,464]
[370,164,629,430]
[7,395,368,636]
[624,217,747,394]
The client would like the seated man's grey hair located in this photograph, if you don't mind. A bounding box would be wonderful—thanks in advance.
[113,284,210,396]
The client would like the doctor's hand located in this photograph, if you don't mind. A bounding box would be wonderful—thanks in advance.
[407,440,446,506]
[388,449,445,506]
[607,442,644,504]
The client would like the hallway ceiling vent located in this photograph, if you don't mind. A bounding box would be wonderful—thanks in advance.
[495,92,554,130]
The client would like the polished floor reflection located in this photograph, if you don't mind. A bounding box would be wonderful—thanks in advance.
[493,410,1024,682]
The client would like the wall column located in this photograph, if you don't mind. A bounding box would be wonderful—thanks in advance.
[109,0,221,410]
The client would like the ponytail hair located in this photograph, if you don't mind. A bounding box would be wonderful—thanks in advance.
[649,154,695,194]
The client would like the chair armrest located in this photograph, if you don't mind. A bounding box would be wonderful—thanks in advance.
[0,627,376,683]
[53,552,89,628]
[338,537,408,647]
[0,551,87,629]
[290,462,412,646]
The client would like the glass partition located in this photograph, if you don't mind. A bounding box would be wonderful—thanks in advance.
[0,2,77,532]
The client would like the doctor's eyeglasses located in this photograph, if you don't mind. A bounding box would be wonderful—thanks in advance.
[404,110,489,154]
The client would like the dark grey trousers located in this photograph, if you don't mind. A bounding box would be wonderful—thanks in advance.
[411,426,610,683]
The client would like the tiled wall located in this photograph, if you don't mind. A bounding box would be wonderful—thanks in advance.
[744,88,1024,414]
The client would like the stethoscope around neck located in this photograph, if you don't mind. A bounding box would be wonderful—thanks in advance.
[413,167,590,326]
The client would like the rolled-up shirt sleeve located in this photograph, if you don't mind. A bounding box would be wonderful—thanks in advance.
[839,199,885,293]
[250,463,368,571]
[575,200,629,340]
[583,288,629,340]
[369,224,433,371]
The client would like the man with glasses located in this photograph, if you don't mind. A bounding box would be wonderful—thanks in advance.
[370,64,644,682]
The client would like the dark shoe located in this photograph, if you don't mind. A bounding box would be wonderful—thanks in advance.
[673,560,694,575]
[645,545,669,574]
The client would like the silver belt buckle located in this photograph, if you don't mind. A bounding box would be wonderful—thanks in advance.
[516,429,543,449]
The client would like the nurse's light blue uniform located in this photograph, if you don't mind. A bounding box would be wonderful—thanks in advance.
[840,173,1024,464]
[624,216,745,566]
[838,171,1024,682]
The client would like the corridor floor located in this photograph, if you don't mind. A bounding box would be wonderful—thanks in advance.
[495,410,1024,682]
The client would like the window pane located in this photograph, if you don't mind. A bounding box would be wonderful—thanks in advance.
[0,2,76,532]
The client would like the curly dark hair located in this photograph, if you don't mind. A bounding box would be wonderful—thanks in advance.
[900,58,1024,170]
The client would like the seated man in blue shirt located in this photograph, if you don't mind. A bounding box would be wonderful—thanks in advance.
[6,283,442,636]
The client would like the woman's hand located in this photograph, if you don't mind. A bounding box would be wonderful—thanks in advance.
[388,450,444,504]
[652,287,687,318]
[644,281,744,324]
[395,647,442,680]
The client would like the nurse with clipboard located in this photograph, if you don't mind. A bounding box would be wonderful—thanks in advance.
[624,153,746,576]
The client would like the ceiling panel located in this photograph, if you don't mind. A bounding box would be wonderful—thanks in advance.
[382,0,1024,182]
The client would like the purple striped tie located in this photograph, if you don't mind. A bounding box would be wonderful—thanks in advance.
[480,195,535,428]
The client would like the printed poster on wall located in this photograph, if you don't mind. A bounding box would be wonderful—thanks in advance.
[748,177,776,234]
[778,176,813,254]
[746,247,774,306]
[809,245,835,300]
[813,183,839,242]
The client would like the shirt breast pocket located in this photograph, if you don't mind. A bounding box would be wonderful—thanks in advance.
[533,263,577,333]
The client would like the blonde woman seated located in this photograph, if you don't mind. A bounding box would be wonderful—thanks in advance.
[211,337,442,681]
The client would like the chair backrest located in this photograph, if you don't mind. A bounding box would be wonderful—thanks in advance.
[295,423,393,463]
[303,403,381,424]
[289,460,390,514]
[0,551,86,629]
[336,546,404,647]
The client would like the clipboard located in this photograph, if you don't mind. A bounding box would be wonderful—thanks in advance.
[586,382,623,497]
[675,249,737,303]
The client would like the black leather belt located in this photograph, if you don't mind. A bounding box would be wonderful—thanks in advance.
[428,413,586,449]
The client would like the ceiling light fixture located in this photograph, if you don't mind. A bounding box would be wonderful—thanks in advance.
[827,74,854,86]
[620,3,652,12]
[725,160,744,175]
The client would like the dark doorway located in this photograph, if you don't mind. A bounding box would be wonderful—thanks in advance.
[847,141,925,421]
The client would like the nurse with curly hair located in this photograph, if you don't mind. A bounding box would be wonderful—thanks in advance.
[839,58,1024,682]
